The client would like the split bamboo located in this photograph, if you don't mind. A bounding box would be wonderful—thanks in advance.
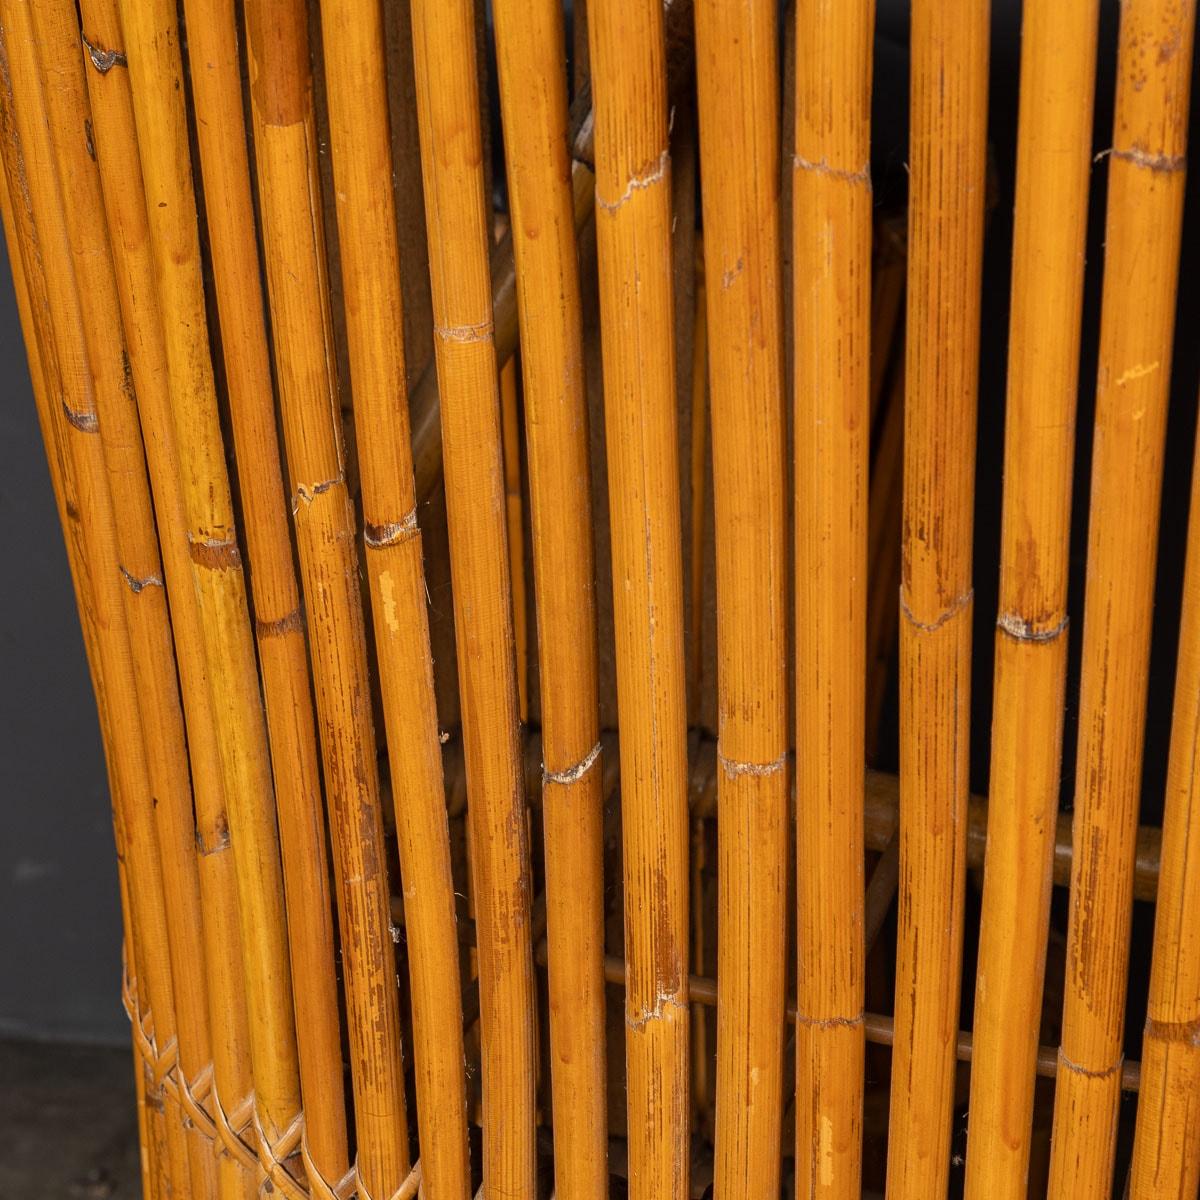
[319,0,475,1193]
[792,1,874,1195]
[491,2,609,1197]
[887,1,989,1196]
[409,0,538,1195]
[1047,1,1195,1194]
[588,1,690,1197]
[964,1,1099,1195]
[694,1,789,1197]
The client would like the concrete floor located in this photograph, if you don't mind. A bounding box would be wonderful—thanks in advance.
[0,1038,141,1199]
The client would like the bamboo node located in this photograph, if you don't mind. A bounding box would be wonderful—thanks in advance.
[1100,145,1187,174]
[364,510,419,549]
[795,1011,866,1030]
[434,319,494,345]
[543,739,602,785]
[899,586,973,634]
[61,398,98,434]
[256,608,304,638]
[292,472,345,512]
[1057,1046,1124,1080]
[195,820,231,857]
[717,747,788,778]
[1144,1014,1200,1046]
[626,993,688,1031]
[118,564,163,594]
[792,152,872,189]
[996,611,1068,644]
[595,148,670,213]
[80,32,128,74]
[187,532,243,571]
[1115,360,1161,387]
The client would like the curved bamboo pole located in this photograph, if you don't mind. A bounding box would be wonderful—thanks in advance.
[694,0,789,1196]
[588,2,690,1196]
[114,0,305,1177]
[318,0,473,1194]
[409,0,537,1193]
[887,2,989,1195]
[491,1,609,1194]
[1047,1,1195,1194]
[964,2,1099,1195]
[242,4,412,1196]
[792,2,874,1194]
[180,1,351,1188]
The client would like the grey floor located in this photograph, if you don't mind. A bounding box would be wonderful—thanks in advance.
[0,1039,141,1199]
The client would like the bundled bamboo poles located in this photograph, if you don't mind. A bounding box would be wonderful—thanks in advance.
[318,0,473,1194]
[792,1,874,1195]
[1047,1,1196,1195]
[887,2,989,1196]
[693,0,788,1197]
[409,0,538,1195]
[589,2,690,1196]
[964,2,1099,1195]
[491,2,609,1197]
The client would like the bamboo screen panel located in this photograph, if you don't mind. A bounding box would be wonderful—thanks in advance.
[1,0,1198,1197]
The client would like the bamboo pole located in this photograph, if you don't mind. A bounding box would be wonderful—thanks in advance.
[964,1,1099,1195]
[242,4,414,1196]
[318,0,473,1194]
[499,354,528,721]
[792,1,874,1194]
[115,0,306,1181]
[409,0,537,1193]
[694,0,789,1196]
[491,0,609,1193]
[887,2,989,1195]
[1047,1,1195,1193]
[1129,423,1200,1199]
[180,1,352,1189]
[0,12,186,1197]
[588,2,690,1196]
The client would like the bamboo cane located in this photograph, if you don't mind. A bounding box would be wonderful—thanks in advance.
[180,1,352,1189]
[114,0,306,1182]
[694,0,789,1196]
[887,2,989,1195]
[241,4,414,1196]
[491,0,609,1193]
[1128,424,1200,1199]
[318,0,473,1194]
[0,12,187,1197]
[409,0,537,1193]
[792,2,874,1194]
[499,354,528,721]
[964,2,1099,1195]
[588,2,690,1196]
[1047,1,1195,1194]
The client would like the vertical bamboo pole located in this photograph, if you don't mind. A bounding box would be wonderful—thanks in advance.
[180,1,352,1188]
[1129,427,1200,1200]
[887,2,988,1195]
[499,355,528,721]
[241,4,412,1196]
[318,0,473,1195]
[792,1,874,1195]
[964,2,1099,1195]
[588,1,690,1197]
[409,0,537,1194]
[1047,1,1195,1194]
[115,0,306,1177]
[491,0,609,1194]
[694,0,789,1196]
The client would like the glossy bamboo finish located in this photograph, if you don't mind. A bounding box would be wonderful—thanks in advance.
[589,2,690,1197]
[1047,1,1195,1194]
[887,2,988,1196]
[410,0,538,1195]
[964,2,1098,1194]
[491,2,609,1197]
[792,2,873,1194]
[319,0,473,1194]
[694,1,788,1197]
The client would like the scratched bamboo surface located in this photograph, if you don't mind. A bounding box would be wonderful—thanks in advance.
[6,3,1200,1198]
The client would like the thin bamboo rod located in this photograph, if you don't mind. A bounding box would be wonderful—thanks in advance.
[318,0,473,1193]
[694,0,789,1195]
[0,12,186,1197]
[888,1,989,1194]
[792,1,874,1194]
[1129,416,1200,1199]
[491,0,609,1193]
[499,354,528,721]
[242,5,414,1196]
[588,2,690,1196]
[964,1,1098,1194]
[1047,1,1195,1193]
[115,0,305,1177]
[409,0,538,1195]
[180,0,351,1188]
